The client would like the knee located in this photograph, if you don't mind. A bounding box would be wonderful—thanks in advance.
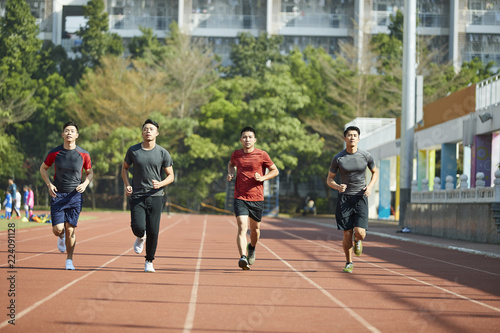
[354,229,366,240]
[52,225,64,236]
[131,226,145,238]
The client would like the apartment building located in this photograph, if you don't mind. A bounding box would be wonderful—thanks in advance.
[1,0,499,69]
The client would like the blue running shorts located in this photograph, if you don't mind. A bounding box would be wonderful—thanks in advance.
[50,191,83,227]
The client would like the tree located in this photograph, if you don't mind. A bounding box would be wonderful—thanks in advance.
[70,0,124,84]
[77,125,139,210]
[71,55,173,132]
[0,0,41,127]
[128,26,164,61]
[147,22,220,118]
[227,32,286,78]
[0,0,42,181]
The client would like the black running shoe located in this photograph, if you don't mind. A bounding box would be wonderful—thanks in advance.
[247,243,256,265]
[238,256,250,270]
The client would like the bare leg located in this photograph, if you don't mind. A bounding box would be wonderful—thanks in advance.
[343,229,354,263]
[52,224,64,237]
[249,219,260,247]
[65,222,76,260]
[353,227,366,243]
[236,215,249,256]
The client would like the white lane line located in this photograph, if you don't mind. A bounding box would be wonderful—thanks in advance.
[265,221,500,313]
[0,226,130,267]
[0,216,186,329]
[285,217,500,259]
[260,242,381,333]
[0,216,119,245]
[183,216,207,333]
[0,247,133,330]
[0,215,183,267]
[224,217,381,333]
[283,217,500,276]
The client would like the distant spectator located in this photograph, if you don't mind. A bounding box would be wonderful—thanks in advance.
[3,189,13,219]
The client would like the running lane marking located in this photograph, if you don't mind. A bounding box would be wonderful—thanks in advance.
[183,216,207,333]
[283,217,500,276]
[266,220,500,313]
[0,216,118,244]
[0,215,187,329]
[225,218,381,333]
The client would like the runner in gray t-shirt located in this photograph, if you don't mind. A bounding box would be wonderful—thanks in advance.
[327,126,378,274]
[121,119,174,273]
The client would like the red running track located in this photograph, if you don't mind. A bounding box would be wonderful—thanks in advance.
[1,212,499,332]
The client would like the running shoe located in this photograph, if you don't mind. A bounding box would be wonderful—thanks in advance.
[354,240,363,256]
[238,256,250,270]
[247,243,256,265]
[342,262,353,273]
[57,234,66,253]
[134,232,146,254]
[65,259,75,270]
[144,260,155,273]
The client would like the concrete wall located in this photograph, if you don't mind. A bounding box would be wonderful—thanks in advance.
[405,203,500,244]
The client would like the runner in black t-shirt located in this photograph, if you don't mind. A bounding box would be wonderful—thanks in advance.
[327,126,378,274]
[40,121,93,270]
[121,119,174,273]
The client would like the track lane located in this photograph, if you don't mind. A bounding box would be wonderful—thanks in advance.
[1,213,499,332]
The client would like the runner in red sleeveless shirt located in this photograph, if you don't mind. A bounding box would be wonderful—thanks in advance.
[227,127,279,270]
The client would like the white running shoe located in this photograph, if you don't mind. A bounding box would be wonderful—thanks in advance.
[144,260,155,273]
[134,232,146,254]
[65,259,75,270]
[57,234,66,253]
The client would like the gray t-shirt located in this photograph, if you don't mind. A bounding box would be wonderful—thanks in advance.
[329,149,375,196]
[124,143,173,197]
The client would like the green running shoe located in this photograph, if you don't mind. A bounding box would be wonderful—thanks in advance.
[342,262,353,273]
[247,243,256,265]
[354,240,363,256]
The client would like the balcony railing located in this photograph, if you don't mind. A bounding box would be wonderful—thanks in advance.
[372,11,448,28]
[476,74,500,110]
[278,12,349,29]
[109,15,176,31]
[467,10,500,26]
[190,14,265,30]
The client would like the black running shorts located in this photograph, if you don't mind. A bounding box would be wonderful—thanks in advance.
[335,194,368,231]
[233,199,264,222]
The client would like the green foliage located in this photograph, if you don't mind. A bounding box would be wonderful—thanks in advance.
[227,32,285,78]
[199,64,324,179]
[70,0,124,83]
[214,192,226,209]
[0,0,41,127]
[0,132,24,179]
[79,125,139,176]
[128,27,164,60]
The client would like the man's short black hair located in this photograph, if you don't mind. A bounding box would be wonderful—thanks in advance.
[344,126,360,137]
[63,121,79,132]
[240,126,256,137]
[143,119,159,130]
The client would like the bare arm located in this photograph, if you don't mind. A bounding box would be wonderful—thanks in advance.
[152,165,175,189]
[363,166,379,197]
[121,161,133,196]
[227,162,236,182]
[40,162,57,198]
[254,164,279,182]
[326,171,347,193]
[75,168,94,193]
